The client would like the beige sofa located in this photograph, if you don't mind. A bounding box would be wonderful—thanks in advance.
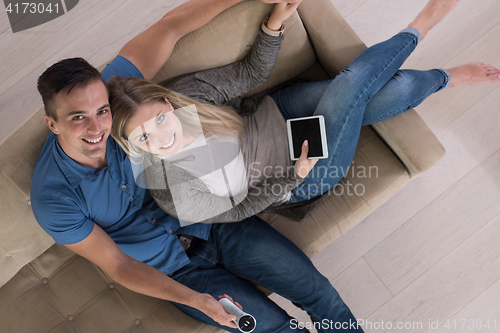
[0,0,445,332]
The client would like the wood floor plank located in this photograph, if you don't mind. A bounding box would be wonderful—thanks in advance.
[345,0,500,65]
[411,22,500,135]
[366,211,500,333]
[338,0,429,46]
[0,65,46,145]
[329,0,369,18]
[0,0,125,96]
[431,274,500,333]
[362,86,500,294]
[404,0,500,70]
[288,308,319,333]
[43,0,185,70]
[267,294,319,332]
[334,0,500,136]
[312,82,500,283]
[363,164,500,294]
[267,293,297,318]
[331,258,393,320]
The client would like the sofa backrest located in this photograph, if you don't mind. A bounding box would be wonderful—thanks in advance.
[0,1,316,288]
[151,1,316,94]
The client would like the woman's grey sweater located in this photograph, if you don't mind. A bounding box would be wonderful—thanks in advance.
[141,28,304,224]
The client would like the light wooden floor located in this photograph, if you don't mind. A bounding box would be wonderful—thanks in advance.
[269,1,500,332]
[1,1,499,332]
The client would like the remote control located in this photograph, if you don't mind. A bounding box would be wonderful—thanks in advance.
[219,297,256,333]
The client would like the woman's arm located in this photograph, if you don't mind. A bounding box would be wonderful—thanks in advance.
[164,2,302,105]
[150,140,315,224]
[152,165,304,224]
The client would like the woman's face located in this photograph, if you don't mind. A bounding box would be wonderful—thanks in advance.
[125,101,185,157]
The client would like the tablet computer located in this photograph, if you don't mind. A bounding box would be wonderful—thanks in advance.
[286,115,328,161]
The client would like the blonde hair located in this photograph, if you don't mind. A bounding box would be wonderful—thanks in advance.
[107,76,244,158]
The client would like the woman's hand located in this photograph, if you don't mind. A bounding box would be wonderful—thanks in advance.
[294,140,319,179]
[194,293,242,329]
[266,0,303,31]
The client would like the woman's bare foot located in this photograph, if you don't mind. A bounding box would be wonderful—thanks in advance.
[447,63,500,87]
[409,0,460,41]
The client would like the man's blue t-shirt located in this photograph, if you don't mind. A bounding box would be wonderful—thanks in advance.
[30,56,212,276]
[101,55,144,82]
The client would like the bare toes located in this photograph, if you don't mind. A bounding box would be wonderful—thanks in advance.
[489,75,500,83]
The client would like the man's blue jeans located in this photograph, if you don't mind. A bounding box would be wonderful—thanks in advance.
[171,216,363,332]
[271,28,451,203]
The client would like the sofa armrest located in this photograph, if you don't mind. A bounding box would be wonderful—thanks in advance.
[370,110,445,179]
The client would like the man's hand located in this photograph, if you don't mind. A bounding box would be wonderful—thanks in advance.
[218,294,243,311]
[194,293,243,329]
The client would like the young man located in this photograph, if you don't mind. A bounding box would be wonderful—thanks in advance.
[31,0,363,331]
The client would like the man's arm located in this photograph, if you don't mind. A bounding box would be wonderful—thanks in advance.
[65,223,239,329]
[164,2,301,105]
[118,0,299,80]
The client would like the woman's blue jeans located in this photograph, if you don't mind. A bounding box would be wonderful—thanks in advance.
[171,216,363,332]
[271,28,450,203]
[168,29,450,332]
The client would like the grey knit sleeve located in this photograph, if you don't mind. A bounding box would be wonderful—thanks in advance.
[149,162,305,225]
[185,167,305,224]
[164,28,284,105]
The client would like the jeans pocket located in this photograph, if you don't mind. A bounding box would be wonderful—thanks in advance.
[188,239,218,264]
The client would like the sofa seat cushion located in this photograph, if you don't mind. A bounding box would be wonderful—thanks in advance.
[259,126,410,258]
[0,244,224,333]
[0,107,54,288]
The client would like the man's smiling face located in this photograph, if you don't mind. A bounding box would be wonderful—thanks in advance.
[44,80,112,169]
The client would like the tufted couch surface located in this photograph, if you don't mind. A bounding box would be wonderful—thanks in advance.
[0,0,445,332]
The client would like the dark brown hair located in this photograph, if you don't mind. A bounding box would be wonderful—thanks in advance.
[37,58,105,121]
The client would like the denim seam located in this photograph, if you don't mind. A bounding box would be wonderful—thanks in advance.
[435,68,452,89]
[363,81,445,125]
[232,274,321,324]
[190,243,218,264]
[399,30,421,45]
[317,36,416,186]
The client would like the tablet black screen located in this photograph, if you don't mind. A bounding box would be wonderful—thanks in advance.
[290,118,324,159]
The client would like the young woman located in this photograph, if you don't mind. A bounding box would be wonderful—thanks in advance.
[109,0,500,225]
